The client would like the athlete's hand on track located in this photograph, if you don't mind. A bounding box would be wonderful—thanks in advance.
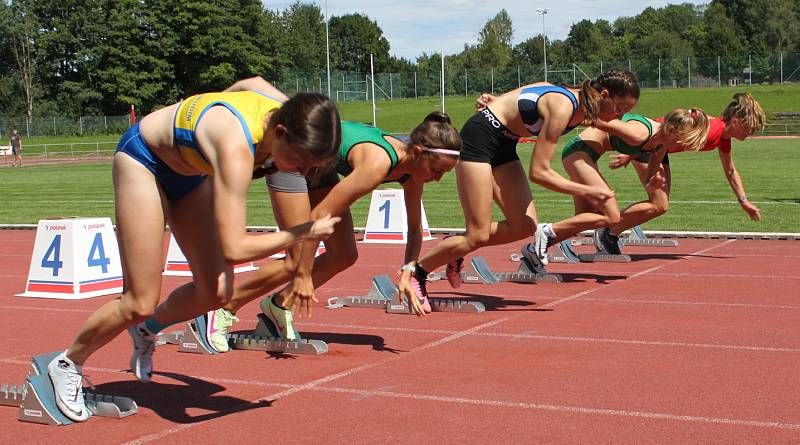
[285,275,317,318]
[307,214,341,241]
[396,273,425,316]
[608,153,632,169]
[741,201,762,221]
[475,93,496,111]
[585,186,615,209]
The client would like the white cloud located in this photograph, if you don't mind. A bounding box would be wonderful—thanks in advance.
[262,1,708,60]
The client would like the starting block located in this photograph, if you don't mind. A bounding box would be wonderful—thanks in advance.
[158,314,328,355]
[429,256,561,284]
[326,274,485,314]
[0,352,137,426]
[572,226,678,248]
[548,240,631,263]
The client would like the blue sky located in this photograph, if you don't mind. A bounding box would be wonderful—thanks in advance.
[262,1,708,60]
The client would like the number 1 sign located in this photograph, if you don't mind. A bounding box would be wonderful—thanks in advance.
[362,189,434,244]
[17,217,123,299]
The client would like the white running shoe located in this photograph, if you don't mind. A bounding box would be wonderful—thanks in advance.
[47,351,91,422]
[206,308,238,353]
[128,324,156,383]
[260,294,301,340]
[534,223,551,265]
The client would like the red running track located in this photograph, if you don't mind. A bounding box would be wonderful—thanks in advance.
[0,229,799,444]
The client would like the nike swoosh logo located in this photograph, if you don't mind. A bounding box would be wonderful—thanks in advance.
[269,305,286,331]
[208,311,219,334]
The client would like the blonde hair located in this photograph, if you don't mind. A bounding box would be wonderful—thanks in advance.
[569,69,640,125]
[722,92,766,134]
[408,111,462,156]
[656,108,710,152]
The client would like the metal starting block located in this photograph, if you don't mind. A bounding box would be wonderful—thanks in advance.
[429,256,561,284]
[549,240,631,263]
[158,314,328,356]
[326,274,485,314]
[572,225,678,248]
[0,352,138,426]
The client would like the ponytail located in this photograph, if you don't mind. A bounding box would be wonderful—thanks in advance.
[571,69,640,125]
[656,108,711,152]
[722,92,766,134]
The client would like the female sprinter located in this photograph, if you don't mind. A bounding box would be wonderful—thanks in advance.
[396,69,640,308]
[596,93,766,252]
[532,108,711,258]
[203,111,462,348]
[47,77,341,421]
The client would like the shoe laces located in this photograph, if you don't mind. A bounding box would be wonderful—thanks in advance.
[219,309,239,327]
[136,332,156,359]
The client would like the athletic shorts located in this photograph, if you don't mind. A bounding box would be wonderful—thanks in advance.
[632,151,670,166]
[116,123,206,201]
[459,108,521,167]
[561,137,601,164]
[266,168,340,193]
[11,146,20,156]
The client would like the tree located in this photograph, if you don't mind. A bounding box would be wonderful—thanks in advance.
[329,14,390,72]
[281,2,325,73]
[477,9,513,67]
[3,0,38,121]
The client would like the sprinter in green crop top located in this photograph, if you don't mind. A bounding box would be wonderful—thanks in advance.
[527,109,710,261]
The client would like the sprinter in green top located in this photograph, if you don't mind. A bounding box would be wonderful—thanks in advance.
[200,112,463,350]
[528,108,710,261]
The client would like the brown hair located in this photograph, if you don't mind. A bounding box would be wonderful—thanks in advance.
[722,92,766,134]
[269,92,341,163]
[656,108,711,152]
[408,111,462,156]
[571,69,640,125]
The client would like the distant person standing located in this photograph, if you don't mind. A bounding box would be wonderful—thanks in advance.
[10,127,22,167]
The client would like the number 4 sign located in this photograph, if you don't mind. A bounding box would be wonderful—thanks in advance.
[17,217,123,299]
[362,189,434,244]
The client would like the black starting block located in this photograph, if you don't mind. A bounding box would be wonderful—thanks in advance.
[429,255,561,284]
[572,225,678,248]
[548,240,631,263]
[0,352,138,426]
[157,314,328,356]
[326,274,485,314]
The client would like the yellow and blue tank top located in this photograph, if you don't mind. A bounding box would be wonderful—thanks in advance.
[173,91,282,175]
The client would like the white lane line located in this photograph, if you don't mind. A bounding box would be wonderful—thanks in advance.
[582,298,800,310]
[542,239,737,309]
[121,317,513,445]
[314,386,800,430]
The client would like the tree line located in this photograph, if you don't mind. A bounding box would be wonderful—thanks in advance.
[0,0,798,120]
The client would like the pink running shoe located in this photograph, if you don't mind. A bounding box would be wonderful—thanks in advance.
[409,275,433,314]
[446,257,464,289]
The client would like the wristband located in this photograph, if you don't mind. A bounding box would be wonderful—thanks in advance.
[737,196,748,203]
[400,264,416,274]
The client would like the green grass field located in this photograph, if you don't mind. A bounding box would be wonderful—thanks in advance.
[2,84,798,232]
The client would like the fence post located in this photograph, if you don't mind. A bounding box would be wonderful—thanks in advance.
[79,117,83,135]
[572,63,576,84]
[491,68,494,95]
[104,115,107,132]
[389,73,393,99]
[780,52,783,84]
[465,68,468,98]
[71,143,74,157]
[517,66,521,88]
[96,142,100,158]
[687,57,691,88]
[628,59,631,72]
[658,58,661,89]
[44,144,48,159]
[717,56,721,87]
[25,119,29,138]
[600,60,603,74]
[414,71,417,99]
[53,116,56,135]
[749,54,752,85]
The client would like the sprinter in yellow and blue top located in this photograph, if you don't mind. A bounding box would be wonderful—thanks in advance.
[46,77,342,423]
[173,91,283,176]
